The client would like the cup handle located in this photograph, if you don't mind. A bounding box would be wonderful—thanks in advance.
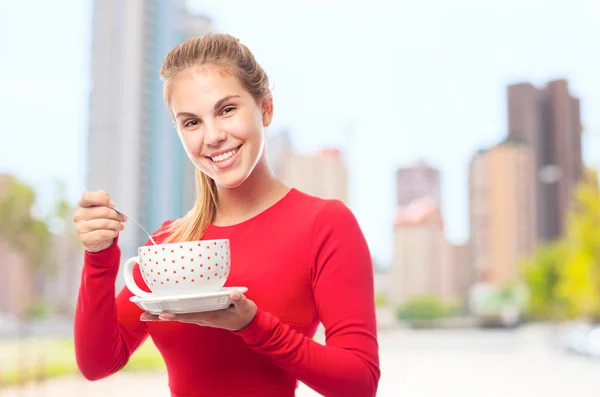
[123,256,153,298]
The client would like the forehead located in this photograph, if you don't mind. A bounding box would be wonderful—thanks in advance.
[169,67,249,113]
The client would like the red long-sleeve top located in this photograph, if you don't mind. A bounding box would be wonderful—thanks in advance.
[74,188,380,397]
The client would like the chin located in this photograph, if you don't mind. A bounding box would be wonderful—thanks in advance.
[214,178,246,189]
[211,171,251,189]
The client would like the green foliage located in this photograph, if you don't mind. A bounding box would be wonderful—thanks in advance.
[25,299,51,319]
[0,177,52,270]
[374,292,389,307]
[556,169,600,320]
[0,337,165,387]
[0,176,80,317]
[396,296,452,322]
[522,242,567,320]
[522,169,600,321]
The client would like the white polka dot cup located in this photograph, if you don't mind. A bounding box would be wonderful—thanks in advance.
[123,239,231,298]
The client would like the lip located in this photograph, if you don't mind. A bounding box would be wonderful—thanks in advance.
[207,144,242,170]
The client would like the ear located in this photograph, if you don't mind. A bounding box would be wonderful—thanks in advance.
[261,93,274,127]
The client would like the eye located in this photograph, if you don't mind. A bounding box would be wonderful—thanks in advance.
[221,106,236,115]
[183,119,200,128]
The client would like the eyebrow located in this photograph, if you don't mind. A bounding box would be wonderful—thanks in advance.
[174,95,241,119]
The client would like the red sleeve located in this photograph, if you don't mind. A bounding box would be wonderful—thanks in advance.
[235,200,380,397]
[73,235,152,381]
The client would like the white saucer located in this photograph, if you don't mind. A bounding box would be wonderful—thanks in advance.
[130,287,248,315]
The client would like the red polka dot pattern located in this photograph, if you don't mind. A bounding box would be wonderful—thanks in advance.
[138,240,230,296]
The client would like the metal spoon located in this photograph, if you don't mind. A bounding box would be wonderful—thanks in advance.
[80,187,158,245]
[112,207,158,245]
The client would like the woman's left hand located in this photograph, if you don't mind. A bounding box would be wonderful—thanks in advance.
[140,290,257,331]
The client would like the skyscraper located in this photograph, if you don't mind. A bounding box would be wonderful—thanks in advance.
[469,139,537,286]
[282,148,349,204]
[146,12,214,233]
[266,128,293,179]
[396,161,441,207]
[86,1,212,271]
[507,79,583,241]
[390,197,445,305]
[390,161,473,305]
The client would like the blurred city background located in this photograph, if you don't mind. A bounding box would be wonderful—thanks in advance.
[1,0,600,396]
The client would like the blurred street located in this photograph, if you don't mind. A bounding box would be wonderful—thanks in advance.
[2,323,599,397]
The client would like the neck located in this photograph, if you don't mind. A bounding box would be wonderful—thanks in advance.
[214,156,288,226]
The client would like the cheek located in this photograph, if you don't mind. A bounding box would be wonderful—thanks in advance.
[233,125,262,149]
[179,132,202,157]
[228,111,262,140]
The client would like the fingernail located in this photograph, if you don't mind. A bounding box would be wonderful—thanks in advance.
[109,199,115,207]
[232,291,241,300]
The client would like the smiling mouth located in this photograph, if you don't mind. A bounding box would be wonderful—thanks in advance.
[207,145,242,163]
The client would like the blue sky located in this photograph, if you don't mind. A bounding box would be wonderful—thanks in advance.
[0,0,598,265]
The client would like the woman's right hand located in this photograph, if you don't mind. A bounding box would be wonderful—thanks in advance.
[73,190,127,253]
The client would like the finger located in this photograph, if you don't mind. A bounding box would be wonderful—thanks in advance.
[176,319,211,326]
[158,312,200,322]
[140,312,160,321]
[80,229,119,245]
[73,206,127,222]
[158,311,216,323]
[78,190,114,208]
[229,290,249,310]
[140,313,197,323]
[157,312,177,321]
[74,206,126,222]
[76,218,124,234]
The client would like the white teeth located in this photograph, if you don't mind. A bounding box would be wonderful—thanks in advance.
[211,148,238,162]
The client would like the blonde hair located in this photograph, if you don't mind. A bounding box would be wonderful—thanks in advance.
[159,33,270,243]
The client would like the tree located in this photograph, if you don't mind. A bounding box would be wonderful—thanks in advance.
[522,168,600,321]
[556,169,600,320]
[0,176,52,272]
[396,295,452,323]
[521,242,566,320]
[44,180,83,315]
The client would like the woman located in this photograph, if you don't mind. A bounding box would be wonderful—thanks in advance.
[73,33,380,397]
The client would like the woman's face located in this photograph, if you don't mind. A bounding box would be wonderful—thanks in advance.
[169,67,272,188]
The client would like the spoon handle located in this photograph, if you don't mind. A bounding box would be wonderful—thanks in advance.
[112,207,158,245]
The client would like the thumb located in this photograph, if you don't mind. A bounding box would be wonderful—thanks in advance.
[230,290,249,309]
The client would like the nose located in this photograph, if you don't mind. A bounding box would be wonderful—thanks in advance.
[204,123,227,147]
